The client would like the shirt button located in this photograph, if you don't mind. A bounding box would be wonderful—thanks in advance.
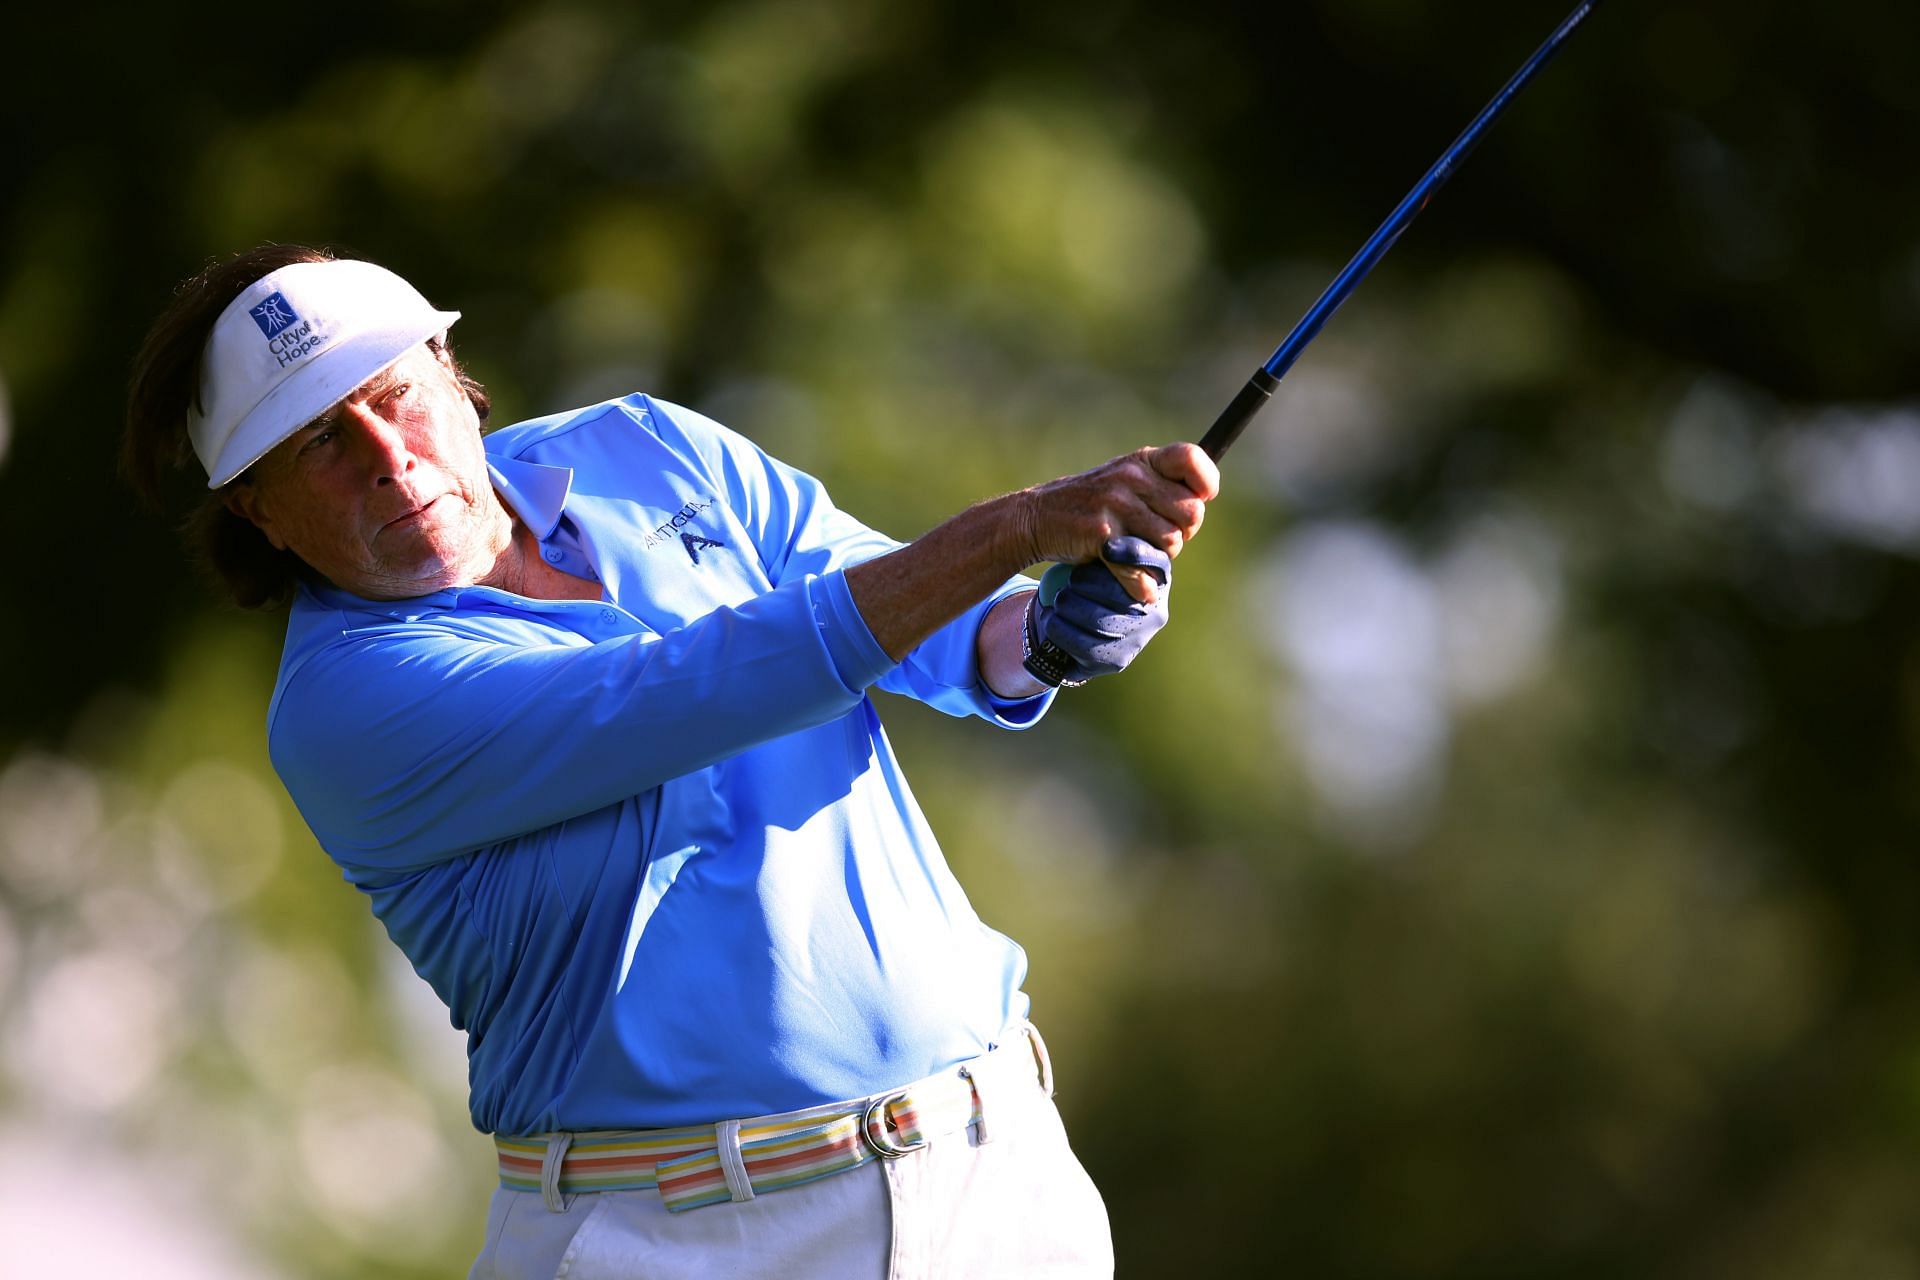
[544,548,562,563]
[600,609,617,625]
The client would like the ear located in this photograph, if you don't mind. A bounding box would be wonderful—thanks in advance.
[224,482,289,551]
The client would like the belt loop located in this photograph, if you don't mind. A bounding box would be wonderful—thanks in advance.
[962,1064,995,1146]
[965,1021,1055,1147]
[715,1120,755,1203]
[965,1027,1039,1147]
[541,1132,574,1213]
[1025,1021,1055,1097]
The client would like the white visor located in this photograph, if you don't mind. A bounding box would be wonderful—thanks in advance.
[188,259,461,487]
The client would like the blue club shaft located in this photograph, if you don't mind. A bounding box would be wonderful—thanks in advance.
[1198,0,1603,461]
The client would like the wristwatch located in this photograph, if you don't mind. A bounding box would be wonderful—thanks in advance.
[1020,592,1086,688]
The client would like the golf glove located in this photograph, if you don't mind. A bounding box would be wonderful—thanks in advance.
[1022,536,1172,687]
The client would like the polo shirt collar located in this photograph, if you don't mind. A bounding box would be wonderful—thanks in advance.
[488,455,575,540]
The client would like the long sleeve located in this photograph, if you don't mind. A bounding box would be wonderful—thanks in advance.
[268,569,893,871]
[647,398,1053,725]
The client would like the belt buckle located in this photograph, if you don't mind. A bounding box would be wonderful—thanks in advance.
[860,1089,928,1160]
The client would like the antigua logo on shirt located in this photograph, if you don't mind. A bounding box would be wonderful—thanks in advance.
[680,531,727,564]
[641,496,729,565]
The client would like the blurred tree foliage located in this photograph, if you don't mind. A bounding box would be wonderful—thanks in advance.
[3,0,1919,1276]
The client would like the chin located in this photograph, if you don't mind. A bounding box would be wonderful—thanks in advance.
[401,556,462,589]
[382,528,464,573]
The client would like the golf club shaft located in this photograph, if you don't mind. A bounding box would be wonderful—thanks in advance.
[1198,0,1603,461]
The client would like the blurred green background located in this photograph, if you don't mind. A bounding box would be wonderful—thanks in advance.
[5,0,1920,1274]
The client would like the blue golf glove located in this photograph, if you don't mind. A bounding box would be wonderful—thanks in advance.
[1022,536,1173,687]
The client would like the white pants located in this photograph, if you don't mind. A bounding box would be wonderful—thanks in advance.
[468,1083,1111,1279]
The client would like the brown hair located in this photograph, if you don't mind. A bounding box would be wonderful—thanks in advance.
[122,244,490,608]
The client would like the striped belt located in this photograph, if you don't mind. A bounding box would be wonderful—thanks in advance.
[495,1023,1055,1214]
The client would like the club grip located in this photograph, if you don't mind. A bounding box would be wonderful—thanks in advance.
[1197,368,1280,461]
[1038,561,1073,605]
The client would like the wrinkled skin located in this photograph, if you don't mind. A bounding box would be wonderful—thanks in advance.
[224,344,516,600]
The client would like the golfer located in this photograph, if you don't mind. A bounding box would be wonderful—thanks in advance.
[124,245,1216,1279]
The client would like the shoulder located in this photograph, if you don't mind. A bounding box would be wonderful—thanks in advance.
[484,394,782,502]
[482,393,667,462]
[483,392,758,475]
[268,596,431,740]
[267,591,532,731]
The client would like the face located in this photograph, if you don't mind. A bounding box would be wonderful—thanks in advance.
[225,344,511,600]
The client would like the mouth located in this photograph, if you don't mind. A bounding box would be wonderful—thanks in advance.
[380,494,448,533]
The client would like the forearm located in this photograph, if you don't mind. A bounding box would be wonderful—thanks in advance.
[845,491,1038,663]
[845,441,1217,687]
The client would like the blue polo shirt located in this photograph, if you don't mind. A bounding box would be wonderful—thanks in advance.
[266,394,1052,1135]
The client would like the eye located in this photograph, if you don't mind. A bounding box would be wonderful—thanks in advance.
[298,428,337,455]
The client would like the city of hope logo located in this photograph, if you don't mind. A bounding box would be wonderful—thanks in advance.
[247,292,325,367]
[249,293,300,337]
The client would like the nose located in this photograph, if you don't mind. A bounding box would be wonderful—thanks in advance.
[341,403,416,486]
